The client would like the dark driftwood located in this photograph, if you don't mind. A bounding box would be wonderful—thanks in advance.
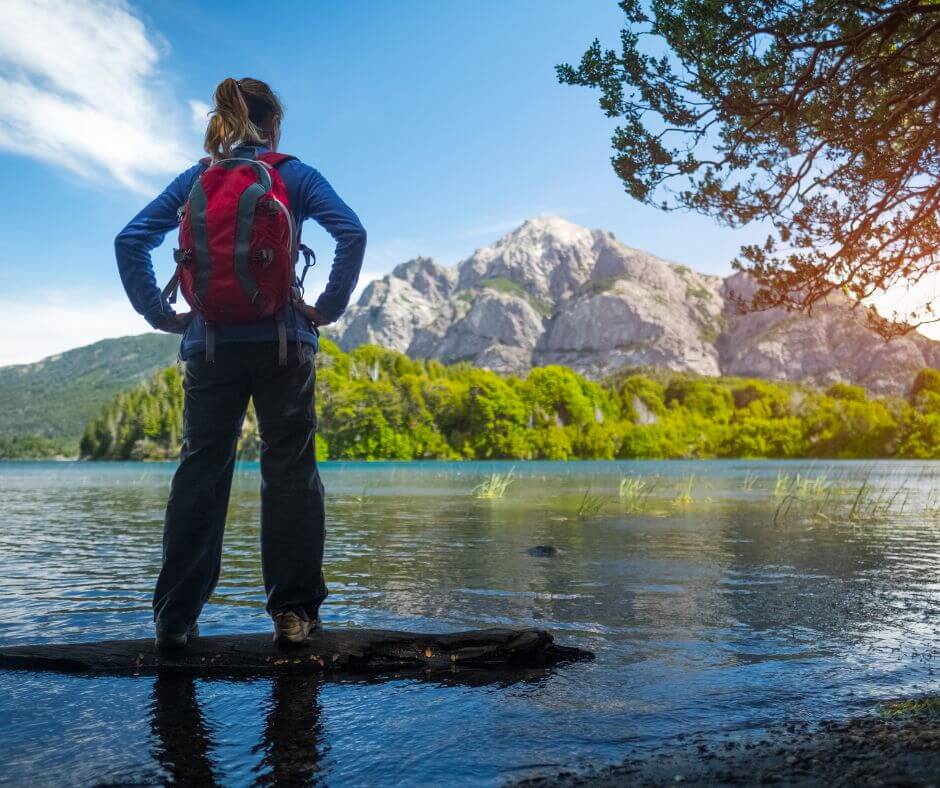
[0,627,592,677]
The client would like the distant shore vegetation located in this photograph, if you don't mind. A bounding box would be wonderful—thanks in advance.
[69,339,940,462]
[0,435,75,460]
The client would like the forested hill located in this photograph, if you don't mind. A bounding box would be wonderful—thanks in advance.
[0,334,179,456]
[81,338,940,462]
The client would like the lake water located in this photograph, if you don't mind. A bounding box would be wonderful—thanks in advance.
[1,459,940,786]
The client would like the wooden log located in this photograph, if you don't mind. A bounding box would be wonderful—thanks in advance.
[0,627,592,677]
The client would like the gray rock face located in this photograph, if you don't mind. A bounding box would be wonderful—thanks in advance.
[334,257,460,356]
[718,273,937,397]
[391,256,457,302]
[534,249,724,376]
[331,217,939,395]
[438,291,544,371]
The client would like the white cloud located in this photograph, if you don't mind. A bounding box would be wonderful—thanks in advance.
[0,291,153,367]
[189,99,210,134]
[0,272,390,367]
[0,0,192,193]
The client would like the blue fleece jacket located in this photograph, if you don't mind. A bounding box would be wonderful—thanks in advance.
[115,144,366,359]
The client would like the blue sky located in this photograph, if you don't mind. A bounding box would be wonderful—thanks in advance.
[0,0,805,364]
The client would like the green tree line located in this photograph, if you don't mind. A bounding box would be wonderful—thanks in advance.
[0,436,75,460]
[79,339,940,461]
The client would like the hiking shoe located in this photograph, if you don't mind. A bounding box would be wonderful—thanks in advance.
[155,623,199,655]
[273,611,320,646]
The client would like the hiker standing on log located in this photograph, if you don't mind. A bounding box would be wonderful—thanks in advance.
[115,77,366,653]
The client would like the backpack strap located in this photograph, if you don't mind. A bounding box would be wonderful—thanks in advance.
[259,151,300,366]
[276,316,288,366]
[258,151,306,284]
[160,158,212,313]
[256,152,296,168]
[205,322,216,363]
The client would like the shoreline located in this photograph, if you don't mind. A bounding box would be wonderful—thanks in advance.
[3,456,940,463]
[516,697,940,787]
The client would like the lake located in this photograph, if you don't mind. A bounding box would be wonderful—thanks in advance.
[1,459,939,785]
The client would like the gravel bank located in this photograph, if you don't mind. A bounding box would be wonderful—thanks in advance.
[516,699,940,787]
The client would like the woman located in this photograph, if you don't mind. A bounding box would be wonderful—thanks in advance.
[115,77,366,652]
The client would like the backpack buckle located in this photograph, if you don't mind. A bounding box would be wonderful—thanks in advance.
[173,248,192,267]
[252,248,274,268]
[297,244,316,293]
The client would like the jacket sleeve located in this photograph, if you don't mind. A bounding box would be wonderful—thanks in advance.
[115,164,203,329]
[293,163,367,322]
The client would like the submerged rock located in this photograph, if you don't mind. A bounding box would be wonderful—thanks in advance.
[527,545,560,558]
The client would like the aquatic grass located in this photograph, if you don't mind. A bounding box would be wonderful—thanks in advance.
[925,490,940,518]
[847,477,871,521]
[742,471,759,490]
[473,468,515,499]
[882,696,940,719]
[619,475,658,513]
[774,471,832,500]
[576,488,609,519]
[672,474,695,508]
[847,476,911,523]
[770,469,919,526]
[772,494,796,525]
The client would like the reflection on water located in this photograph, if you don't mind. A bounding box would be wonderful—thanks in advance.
[151,674,326,787]
[151,674,221,785]
[2,459,940,785]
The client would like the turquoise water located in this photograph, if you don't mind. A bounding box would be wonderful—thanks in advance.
[2,459,940,785]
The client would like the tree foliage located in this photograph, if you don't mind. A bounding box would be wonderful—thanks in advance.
[0,436,75,459]
[77,339,940,462]
[558,0,940,336]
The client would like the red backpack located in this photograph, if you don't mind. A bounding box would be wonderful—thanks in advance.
[163,152,312,363]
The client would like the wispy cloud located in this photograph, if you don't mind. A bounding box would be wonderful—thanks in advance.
[0,290,154,366]
[188,99,210,134]
[0,270,391,365]
[457,218,524,241]
[0,0,192,193]
[456,212,586,241]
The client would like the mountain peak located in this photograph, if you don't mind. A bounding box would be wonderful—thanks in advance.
[331,218,940,396]
[504,215,592,246]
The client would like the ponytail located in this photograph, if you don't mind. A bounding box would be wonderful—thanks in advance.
[203,77,283,160]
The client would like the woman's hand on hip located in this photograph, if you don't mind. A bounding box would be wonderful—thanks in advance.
[157,311,193,334]
[296,300,332,327]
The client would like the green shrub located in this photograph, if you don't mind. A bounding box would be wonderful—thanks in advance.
[825,382,867,402]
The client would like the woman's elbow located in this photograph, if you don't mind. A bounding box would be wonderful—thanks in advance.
[346,221,366,253]
[114,226,136,256]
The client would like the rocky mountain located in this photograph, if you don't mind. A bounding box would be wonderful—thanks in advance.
[332,216,940,396]
[0,333,179,443]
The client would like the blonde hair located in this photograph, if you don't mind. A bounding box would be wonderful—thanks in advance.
[203,77,284,160]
